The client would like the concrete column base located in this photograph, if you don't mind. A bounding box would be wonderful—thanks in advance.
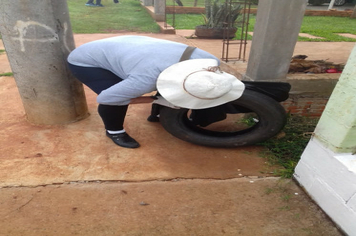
[294,138,356,235]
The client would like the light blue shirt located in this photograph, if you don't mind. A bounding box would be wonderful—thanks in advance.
[68,35,219,105]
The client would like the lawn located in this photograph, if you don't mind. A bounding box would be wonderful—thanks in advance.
[0,0,354,42]
[299,16,356,41]
[67,0,356,42]
[67,0,160,33]
[167,13,356,42]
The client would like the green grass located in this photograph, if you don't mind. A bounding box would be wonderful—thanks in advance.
[167,13,205,29]
[167,13,356,42]
[166,0,206,7]
[66,0,356,42]
[0,72,13,77]
[259,115,319,178]
[299,16,356,42]
[67,0,160,33]
[3,1,355,42]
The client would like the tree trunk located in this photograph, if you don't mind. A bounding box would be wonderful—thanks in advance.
[351,5,356,18]
[0,0,89,125]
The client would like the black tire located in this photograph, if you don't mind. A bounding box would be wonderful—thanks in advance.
[308,0,325,5]
[334,0,346,6]
[159,90,287,147]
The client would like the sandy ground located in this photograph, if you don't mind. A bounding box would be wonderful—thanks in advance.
[0,33,348,235]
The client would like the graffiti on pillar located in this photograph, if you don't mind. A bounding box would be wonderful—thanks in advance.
[11,20,71,52]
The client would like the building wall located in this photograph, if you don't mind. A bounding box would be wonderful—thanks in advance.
[295,44,356,235]
[282,74,339,116]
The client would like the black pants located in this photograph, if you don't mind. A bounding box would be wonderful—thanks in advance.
[68,63,128,131]
[86,0,102,5]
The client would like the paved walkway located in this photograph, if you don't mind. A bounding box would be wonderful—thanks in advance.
[0,33,351,235]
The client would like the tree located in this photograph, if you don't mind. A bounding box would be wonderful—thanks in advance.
[351,4,356,18]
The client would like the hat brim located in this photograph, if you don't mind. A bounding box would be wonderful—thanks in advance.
[157,59,245,109]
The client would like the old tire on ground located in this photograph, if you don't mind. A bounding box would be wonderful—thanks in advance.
[159,90,287,148]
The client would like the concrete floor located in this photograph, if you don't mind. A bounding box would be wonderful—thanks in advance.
[0,33,352,235]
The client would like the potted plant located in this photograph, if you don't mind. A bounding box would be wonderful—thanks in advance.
[195,0,242,39]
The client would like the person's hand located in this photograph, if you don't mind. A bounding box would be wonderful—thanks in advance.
[152,96,180,109]
[130,96,156,104]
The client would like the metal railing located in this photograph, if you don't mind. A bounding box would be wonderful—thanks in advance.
[221,0,252,62]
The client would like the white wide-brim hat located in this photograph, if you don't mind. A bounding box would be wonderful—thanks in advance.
[157,59,245,109]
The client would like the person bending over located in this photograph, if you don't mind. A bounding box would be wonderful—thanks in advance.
[67,35,242,148]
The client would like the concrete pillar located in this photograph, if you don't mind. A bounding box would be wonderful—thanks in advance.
[245,0,307,81]
[154,0,166,22]
[294,44,356,235]
[0,0,88,125]
[313,46,356,153]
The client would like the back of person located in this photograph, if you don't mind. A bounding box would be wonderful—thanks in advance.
[67,35,222,149]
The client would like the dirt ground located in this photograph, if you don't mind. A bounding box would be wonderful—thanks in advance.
[0,178,344,236]
[0,34,350,235]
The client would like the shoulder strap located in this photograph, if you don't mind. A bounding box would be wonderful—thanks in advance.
[179,46,197,62]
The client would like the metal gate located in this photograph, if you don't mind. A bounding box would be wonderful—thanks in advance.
[221,0,252,62]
